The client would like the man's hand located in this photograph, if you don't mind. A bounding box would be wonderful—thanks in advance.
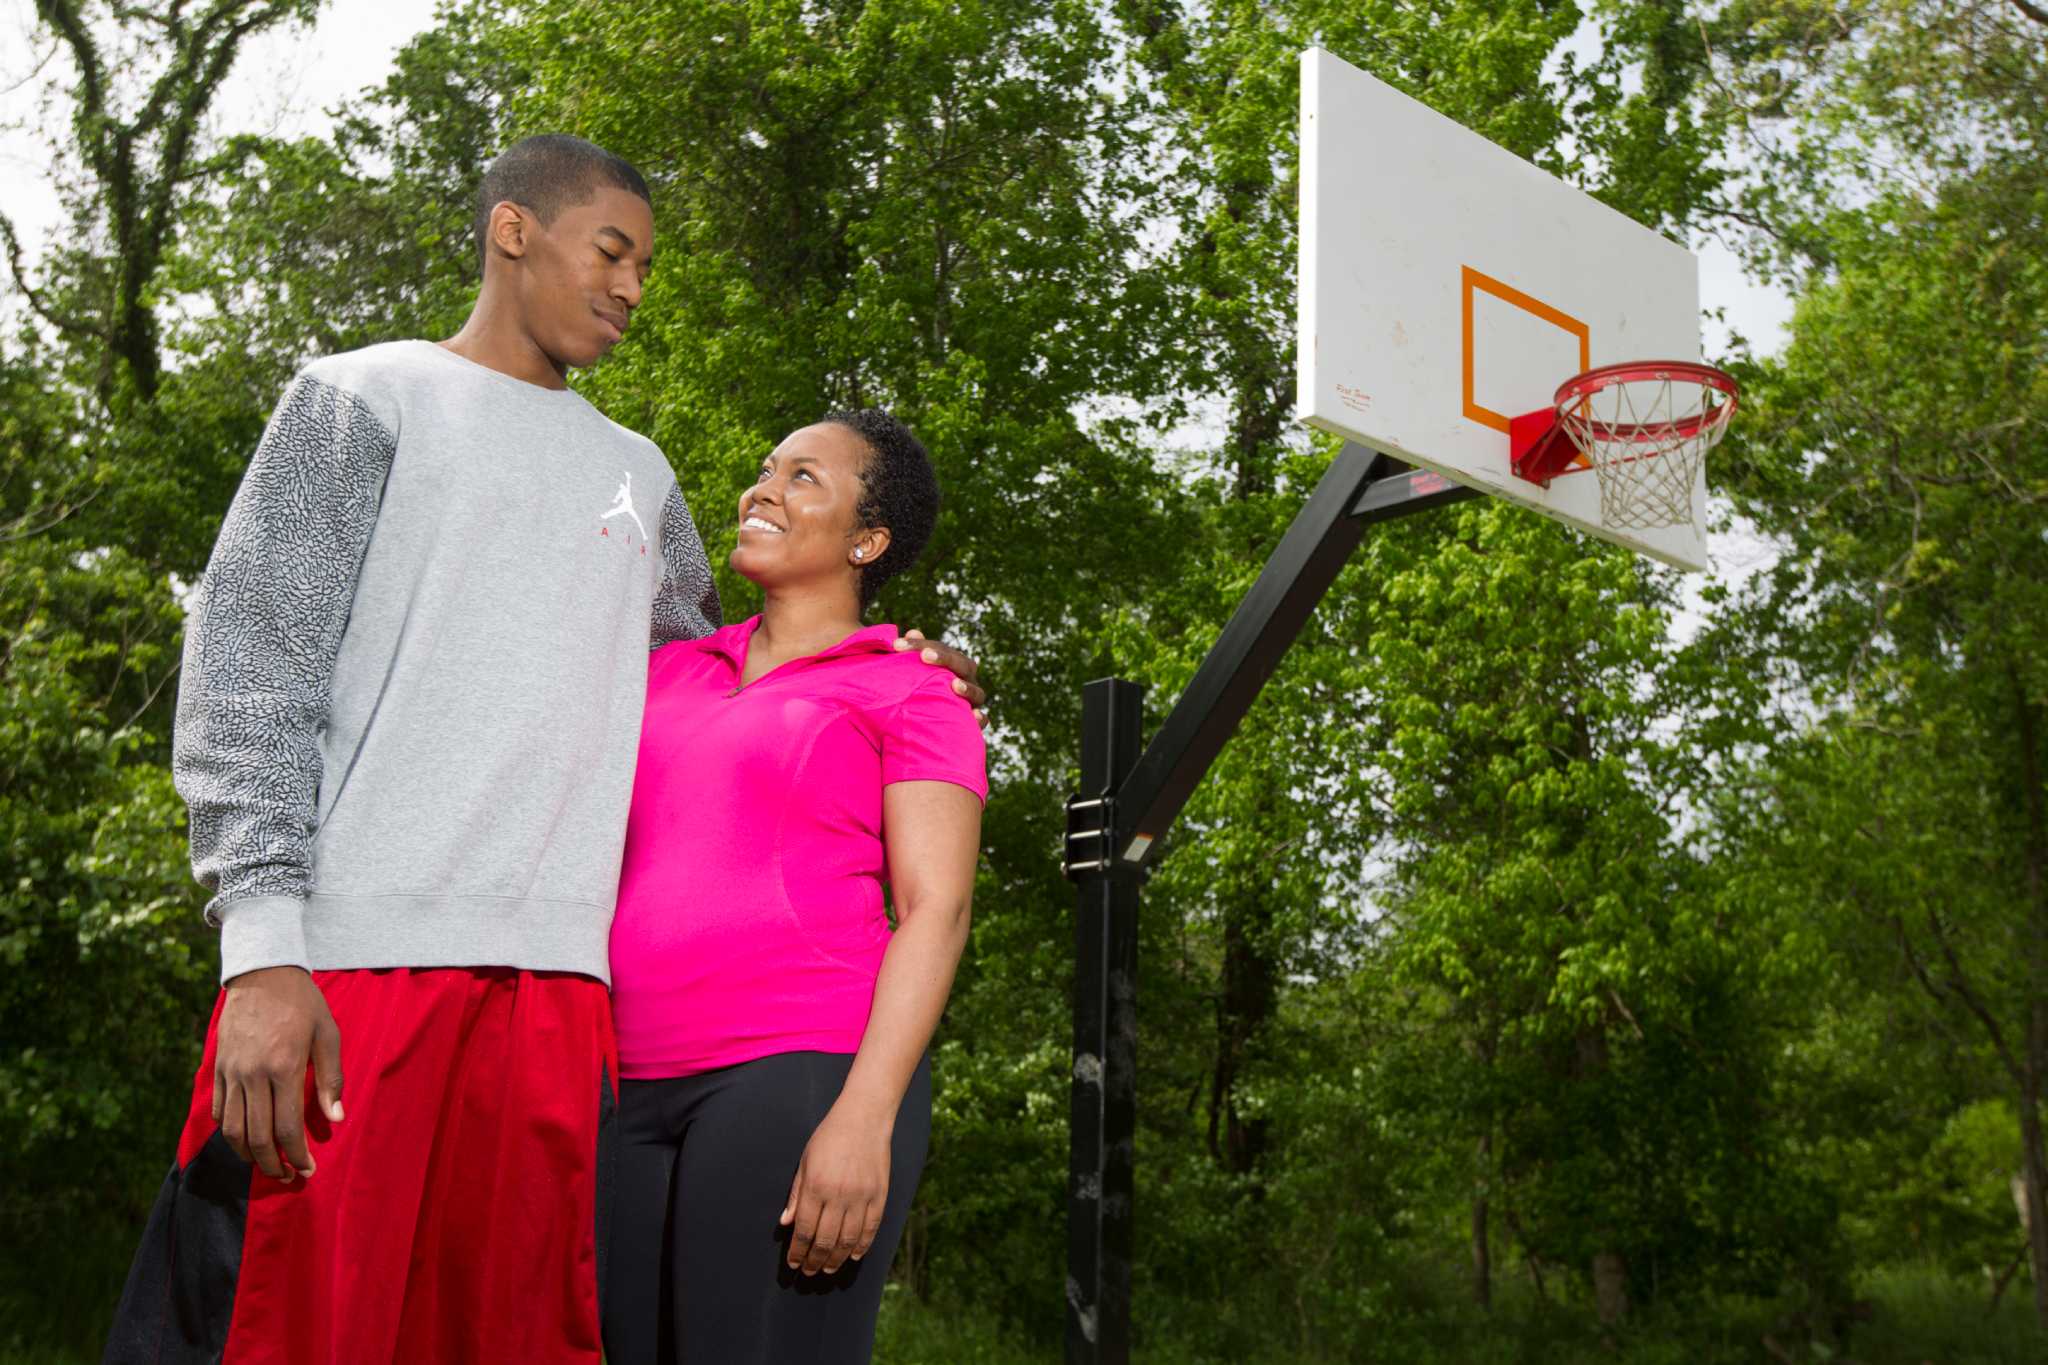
[212,965,344,1182]
[779,1102,893,1276]
[893,628,988,726]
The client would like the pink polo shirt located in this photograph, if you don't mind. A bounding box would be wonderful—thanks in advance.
[609,616,987,1079]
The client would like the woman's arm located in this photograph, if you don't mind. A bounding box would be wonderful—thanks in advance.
[780,779,981,1275]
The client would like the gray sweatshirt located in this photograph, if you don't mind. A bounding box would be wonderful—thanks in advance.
[173,340,720,984]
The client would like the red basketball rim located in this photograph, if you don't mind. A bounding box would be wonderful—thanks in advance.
[1554,360,1739,441]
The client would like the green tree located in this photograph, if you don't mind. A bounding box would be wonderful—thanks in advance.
[166,0,522,388]
[1716,161,2048,1327]
[11,0,2041,1355]
[0,357,212,1352]
[1702,0,2048,277]
[1352,501,1834,1324]
[2,0,322,405]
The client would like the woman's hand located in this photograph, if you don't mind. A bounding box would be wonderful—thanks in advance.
[779,1101,893,1276]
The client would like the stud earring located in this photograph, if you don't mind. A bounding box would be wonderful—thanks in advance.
[854,548,865,560]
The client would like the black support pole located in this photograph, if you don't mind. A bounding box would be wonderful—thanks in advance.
[1061,446,1481,1361]
[1063,678,1144,1365]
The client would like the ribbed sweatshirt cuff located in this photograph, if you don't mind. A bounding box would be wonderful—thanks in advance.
[217,895,312,983]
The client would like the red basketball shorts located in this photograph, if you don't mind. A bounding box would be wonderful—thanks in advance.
[101,967,617,1365]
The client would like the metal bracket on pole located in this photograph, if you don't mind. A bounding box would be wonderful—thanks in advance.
[1062,795,1119,877]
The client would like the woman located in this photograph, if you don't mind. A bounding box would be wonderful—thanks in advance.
[603,409,985,1363]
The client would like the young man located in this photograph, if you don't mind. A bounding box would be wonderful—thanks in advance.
[102,135,982,1365]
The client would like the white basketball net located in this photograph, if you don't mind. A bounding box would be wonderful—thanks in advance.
[1555,368,1736,530]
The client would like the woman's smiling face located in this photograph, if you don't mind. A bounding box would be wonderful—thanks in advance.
[729,422,890,592]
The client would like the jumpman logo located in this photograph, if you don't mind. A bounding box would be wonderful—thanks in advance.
[599,470,648,541]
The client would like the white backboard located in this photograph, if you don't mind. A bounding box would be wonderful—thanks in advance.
[1297,47,1708,570]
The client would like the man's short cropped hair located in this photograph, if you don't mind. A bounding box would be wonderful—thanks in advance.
[472,135,651,269]
[824,409,941,610]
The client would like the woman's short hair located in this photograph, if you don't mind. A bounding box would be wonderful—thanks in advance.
[822,409,940,609]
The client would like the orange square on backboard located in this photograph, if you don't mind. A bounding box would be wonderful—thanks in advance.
[1460,266,1591,434]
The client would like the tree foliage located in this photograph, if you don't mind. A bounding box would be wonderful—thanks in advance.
[1,0,2044,1357]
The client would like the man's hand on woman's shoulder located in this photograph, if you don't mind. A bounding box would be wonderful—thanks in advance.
[893,628,988,725]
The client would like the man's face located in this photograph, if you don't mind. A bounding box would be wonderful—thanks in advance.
[510,185,655,370]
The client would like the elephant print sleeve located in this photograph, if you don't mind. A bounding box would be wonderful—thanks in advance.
[173,374,397,980]
[649,480,721,648]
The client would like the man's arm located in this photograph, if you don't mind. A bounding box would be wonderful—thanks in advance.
[174,372,392,1179]
[650,480,721,646]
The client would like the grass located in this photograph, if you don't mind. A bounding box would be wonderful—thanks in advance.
[874,1283,1054,1363]
[871,1264,2046,1365]
[1845,1264,2043,1364]
[6,1257,2039,1363]
[0,1207,129,1365]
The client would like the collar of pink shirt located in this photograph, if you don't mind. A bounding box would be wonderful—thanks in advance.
[692,615,902,677]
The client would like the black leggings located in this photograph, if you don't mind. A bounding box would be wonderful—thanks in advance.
[602,1050,931,1365]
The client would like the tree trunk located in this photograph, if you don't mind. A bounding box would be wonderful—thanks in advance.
[2012,671,2048,1332]
[1572,1026,1630,1324]
[900,1192,930,1300]
[1208,886,1274,1175]
[1592,1250,1630,1325]
[2018,1066,2048,1331]
[1203,351,1289,1179]
[26,3,315,406]
[1472,1131,1492,1308]
[1504,1207,1550,1302]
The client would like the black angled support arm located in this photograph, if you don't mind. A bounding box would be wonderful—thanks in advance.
[1111,445,1477,867]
